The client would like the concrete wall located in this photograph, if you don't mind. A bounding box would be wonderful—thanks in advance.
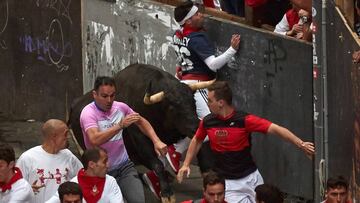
[0,0,83,121]
[83,0,313,199]
[326,3,360,201]
[83,0,178,92]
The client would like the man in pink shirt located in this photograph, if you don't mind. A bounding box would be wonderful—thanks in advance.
[80,76,167,202]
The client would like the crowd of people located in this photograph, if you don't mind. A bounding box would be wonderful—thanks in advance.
[0,141,351,203]
[0,0,355,203]
[196,0,313,42]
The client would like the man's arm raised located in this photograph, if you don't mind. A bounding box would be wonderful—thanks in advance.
[267,123,315,158]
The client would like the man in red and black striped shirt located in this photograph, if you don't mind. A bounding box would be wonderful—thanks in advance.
[177,81,315,203]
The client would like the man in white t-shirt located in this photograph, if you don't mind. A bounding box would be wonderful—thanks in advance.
[46,147,124,203]
[80,76,167,202]
[0,143,34,203]
[16,119,83,203]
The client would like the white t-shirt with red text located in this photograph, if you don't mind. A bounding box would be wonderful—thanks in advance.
[16,146,83,203]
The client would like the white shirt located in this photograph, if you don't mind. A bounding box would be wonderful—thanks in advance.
[0,178,34,203]
[274,14,291,35]
[16,146,83,203]
[45,174,124,203]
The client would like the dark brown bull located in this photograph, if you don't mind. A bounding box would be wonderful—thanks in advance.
[68,64,214,202]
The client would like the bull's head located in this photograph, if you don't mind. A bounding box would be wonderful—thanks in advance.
[143,79,216,105]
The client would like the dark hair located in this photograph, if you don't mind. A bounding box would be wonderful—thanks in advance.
[174,1,194,23]
[255,184,284,203]
[203,171,225,190]
[0,143,15,164]
[58,181,83,202]
[94,76,116,91]
[81,147,106,169]
[356,0,360,9]
[326,176,348,191]
[207,81,233,105]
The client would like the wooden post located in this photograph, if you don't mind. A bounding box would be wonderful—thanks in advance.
[335,0,344,10]
[245,4,254,25]
[344,0,355,30]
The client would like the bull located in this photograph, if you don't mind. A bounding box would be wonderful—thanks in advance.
[68,63,214,202]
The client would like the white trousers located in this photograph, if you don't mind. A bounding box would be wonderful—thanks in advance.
[181,79,211,119]
[225,170,264,203]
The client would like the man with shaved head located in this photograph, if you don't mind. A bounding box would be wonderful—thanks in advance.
[16,119,83,203]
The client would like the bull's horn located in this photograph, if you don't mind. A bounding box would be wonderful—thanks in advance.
[144,91,165,105]
[188,79,216,91]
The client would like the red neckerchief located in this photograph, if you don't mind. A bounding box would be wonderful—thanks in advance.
[176,25,202,39]
[0,167,23,192]
[77,169,105,203]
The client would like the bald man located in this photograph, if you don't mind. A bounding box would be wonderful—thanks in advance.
[16,119,83,203]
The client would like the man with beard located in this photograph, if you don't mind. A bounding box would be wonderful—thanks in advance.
[17,119,83,203]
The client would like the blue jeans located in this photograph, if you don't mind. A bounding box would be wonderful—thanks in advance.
[108,160,145,203]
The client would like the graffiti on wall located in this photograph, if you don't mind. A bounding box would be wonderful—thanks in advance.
[35,0,73,24]
[19,19,72,72]
[0,0,9,50]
